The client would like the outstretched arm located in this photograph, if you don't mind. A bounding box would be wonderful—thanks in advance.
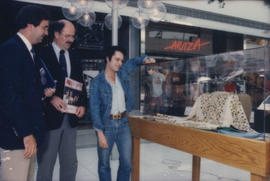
[120,55,156,75]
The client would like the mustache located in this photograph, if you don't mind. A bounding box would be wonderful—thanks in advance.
[66,41,73,45]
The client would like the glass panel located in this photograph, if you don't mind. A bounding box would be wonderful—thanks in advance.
[139,47,269,140]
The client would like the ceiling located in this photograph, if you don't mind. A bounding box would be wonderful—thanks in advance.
[15,0,270,38]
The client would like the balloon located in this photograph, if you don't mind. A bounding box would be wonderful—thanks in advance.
[77,11,96,27]
[137,0,155,9]
[149,2,167,22]
[104,13,123,30]
[131,9,149,29]
[62,1,82,21]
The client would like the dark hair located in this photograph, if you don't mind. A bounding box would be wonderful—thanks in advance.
[16,5,50,30]
[105,46,126,61]
[48,21,65,42]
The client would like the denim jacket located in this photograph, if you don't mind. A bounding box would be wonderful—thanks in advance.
[89,55,147,131]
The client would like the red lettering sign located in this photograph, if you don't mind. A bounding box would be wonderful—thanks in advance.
[164,38,210,52]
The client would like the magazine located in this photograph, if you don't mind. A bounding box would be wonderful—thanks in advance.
[257,95,270,111]
[63,77,83,114]
[39,58,56,89]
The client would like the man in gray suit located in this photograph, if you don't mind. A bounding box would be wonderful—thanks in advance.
[36,20,87,181]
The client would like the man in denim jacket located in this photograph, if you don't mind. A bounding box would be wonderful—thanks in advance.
[89,46,155,181]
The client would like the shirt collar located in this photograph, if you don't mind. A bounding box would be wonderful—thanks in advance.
[17,32,32,52]
[52,42,62,55]
[105,73,120,86]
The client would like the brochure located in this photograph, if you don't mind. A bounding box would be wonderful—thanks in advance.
[63,77,83,114]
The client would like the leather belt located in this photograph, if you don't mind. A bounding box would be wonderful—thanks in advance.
[109,111,126,120]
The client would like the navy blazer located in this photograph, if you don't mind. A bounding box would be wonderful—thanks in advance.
[38,45,87,130]
[0,35,46,150]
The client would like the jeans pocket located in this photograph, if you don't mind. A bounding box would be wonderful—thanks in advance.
[119,119,129,127]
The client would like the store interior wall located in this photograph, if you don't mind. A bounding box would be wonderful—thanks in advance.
[0,0,265,122]
[166,0,270,24]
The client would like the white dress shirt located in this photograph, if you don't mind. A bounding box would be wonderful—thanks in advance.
[17,32,34,61]
[52,42,71,77]
[106,74,126,114]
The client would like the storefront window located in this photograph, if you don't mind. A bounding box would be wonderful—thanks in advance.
[148,30,198,42]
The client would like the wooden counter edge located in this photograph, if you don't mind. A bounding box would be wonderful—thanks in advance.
[129,116,270,177]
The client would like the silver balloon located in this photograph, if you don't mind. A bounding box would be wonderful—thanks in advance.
[78,0,95,12]
[77,11,96,27]
[105,0,129,9]
[149,2,167,22]
[104,13,122,30]
[131,10,149,29]
[62,1,83,21]
[137,0,155,9]
[77,0,89,6]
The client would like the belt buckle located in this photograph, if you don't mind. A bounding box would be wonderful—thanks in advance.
[113,114,119,120]
[111,112,124,120]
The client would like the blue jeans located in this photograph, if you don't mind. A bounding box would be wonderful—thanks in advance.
[97,118,132,181]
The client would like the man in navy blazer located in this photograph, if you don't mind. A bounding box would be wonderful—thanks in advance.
[0,5,53,181]
[36,20,87,181]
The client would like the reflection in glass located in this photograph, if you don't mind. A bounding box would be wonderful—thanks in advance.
[139,47,270,138]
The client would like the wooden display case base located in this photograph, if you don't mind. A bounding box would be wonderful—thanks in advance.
[129,116,270,181]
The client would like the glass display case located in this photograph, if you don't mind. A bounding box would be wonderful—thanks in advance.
[139,46,270,139]
[129,47,270,181]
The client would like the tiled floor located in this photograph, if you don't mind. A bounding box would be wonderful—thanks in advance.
[0,129,250,181]
[51,129,249,181]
